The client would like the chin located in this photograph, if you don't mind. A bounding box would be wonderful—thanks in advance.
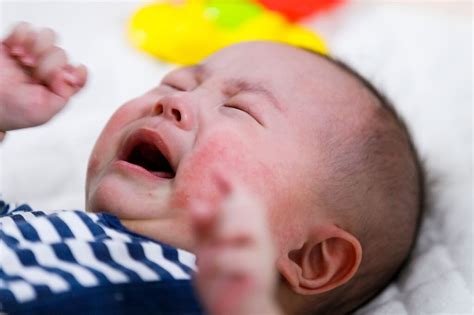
[86,173,172,220]
[86,180,127,216]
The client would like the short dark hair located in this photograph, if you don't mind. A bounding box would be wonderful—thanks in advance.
[319,52,426,240]
[301,48,427,314]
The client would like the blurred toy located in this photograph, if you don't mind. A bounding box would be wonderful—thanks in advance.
[128,0,344,65]
[256,0,345,22]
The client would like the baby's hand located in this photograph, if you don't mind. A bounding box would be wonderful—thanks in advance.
[191,176,282,315]
[0,22,87,132]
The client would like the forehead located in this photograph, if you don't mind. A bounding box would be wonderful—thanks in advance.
[204,42,312,76]
[205,42,374,117]
[202,42,324,97]
[166,42,378,138]
[202,42,369,109]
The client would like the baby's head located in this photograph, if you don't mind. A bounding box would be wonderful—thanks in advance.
[85,41,424,314]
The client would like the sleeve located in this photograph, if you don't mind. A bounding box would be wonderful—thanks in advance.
[0,198,34,216]
[0,197,10,215]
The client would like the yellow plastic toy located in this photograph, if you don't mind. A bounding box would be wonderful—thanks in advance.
[128,0,328,65]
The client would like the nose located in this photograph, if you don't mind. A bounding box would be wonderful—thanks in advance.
[152,94,195,130]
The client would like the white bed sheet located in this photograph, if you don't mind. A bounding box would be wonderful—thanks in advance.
[0,1,472,314]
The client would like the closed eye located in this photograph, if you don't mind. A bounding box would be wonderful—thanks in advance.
[224,104,263,126]
[162,82,186,91]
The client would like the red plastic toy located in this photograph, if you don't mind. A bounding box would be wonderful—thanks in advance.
[257,0,345,22]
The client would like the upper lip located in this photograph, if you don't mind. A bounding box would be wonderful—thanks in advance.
[119,127,176,173]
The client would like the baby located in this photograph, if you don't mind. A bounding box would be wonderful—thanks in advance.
[0,22,424,314]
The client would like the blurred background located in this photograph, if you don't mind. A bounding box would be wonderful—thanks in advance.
[0,0,470,210]
[0,1,472,314]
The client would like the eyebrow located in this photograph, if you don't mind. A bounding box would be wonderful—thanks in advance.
[185,64,283,111]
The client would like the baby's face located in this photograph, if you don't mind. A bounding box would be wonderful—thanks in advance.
[86,42,357,251]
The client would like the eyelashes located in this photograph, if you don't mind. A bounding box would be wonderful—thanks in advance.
[223,104,263,126]
[162,82,186,91]
[223,104,249,114]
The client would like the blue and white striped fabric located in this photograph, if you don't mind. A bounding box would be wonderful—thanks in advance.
[0,199,203,315]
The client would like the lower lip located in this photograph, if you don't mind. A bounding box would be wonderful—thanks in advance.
[113,160,172,182]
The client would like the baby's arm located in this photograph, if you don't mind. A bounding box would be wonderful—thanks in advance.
[191,175,283,315]
[0,22,87,136]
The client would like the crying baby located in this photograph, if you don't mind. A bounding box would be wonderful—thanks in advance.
[0,22,424,315]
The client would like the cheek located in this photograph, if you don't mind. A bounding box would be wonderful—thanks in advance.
[101,100,149,139]
[86,152,100,180]
[172,131,275,208]
[87,100,150,183]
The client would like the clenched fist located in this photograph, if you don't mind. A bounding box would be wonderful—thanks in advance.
[0,22,87,132]
[191,174,282,315]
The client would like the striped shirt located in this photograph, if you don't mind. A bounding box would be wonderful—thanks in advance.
[0,199,202,314]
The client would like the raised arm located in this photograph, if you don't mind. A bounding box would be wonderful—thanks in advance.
[191,174,283,315]
[0,22,87,139]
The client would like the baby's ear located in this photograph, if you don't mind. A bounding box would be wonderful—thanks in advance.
[276,225,362,295]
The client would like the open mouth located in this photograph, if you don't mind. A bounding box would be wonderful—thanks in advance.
[125,142,175,178]
[121,129,176,179]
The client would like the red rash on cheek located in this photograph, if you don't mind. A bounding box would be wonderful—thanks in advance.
[171,132,274,209]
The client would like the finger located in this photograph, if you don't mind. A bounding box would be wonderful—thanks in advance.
[216,188,268,244]
[23,27,56,66]
[193,170,233,224]
[34,46,67,83]
[205,275,252,315]
[195,247,255,311]
[48,64,88,98]
[195,248,260,314]
[19,29,37,65]
[48,69,77,99]
[199,246,260,276]
[68,64,88,88]
[193,173,268,244]
[190,200,217,243]
[211,170,233,197]
[3,22,31,56]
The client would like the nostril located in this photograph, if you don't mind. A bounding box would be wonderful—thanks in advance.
[171,108,181,122]
[154,104,163,115]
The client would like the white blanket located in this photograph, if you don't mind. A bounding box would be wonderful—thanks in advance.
[1,1,472,314]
